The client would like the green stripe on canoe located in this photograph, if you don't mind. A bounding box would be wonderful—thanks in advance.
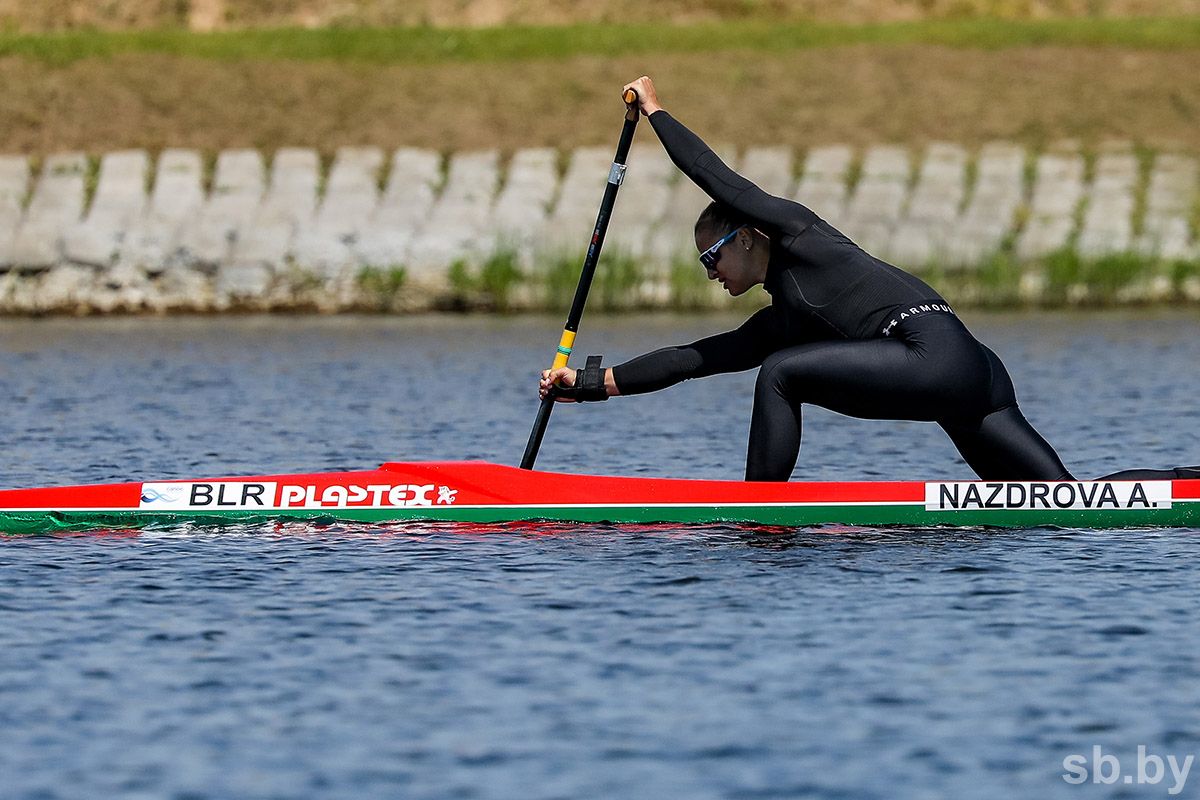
[2,502,1198,534]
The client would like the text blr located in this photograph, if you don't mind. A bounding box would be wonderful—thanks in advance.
[139,481,459,509]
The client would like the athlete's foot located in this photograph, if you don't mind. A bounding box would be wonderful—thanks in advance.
[1096,465,1200,480]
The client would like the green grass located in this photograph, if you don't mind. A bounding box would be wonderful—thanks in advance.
[357,265,408,307]
[283,264,328,294]
[593,250,643,310]
[350,241,1195,311]
[5,17,1200,66]
[534,249,647,311]
[444,249,526,311]
[974,250,1025,303]
[477,249,523,311]
[82,154,100,209]
[1169,258,1200,289]
[915,232,1028,308]
[1042,248,1156,302]
[669,257,720,309]
[1130,143,1156,235]
[536,252,584,310]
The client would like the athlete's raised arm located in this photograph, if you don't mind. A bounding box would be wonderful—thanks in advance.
[623,76,818,238]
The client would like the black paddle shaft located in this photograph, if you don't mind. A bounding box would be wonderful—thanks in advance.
[520,92,641,470]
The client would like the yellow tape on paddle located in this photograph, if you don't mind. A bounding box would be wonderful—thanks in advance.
[551,330,577,370]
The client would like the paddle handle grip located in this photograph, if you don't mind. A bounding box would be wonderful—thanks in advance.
[623,88,639,121]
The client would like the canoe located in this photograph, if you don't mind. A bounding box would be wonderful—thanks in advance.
[1,461,1198,533]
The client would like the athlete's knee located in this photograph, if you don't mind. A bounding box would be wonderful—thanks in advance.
[756,350,802,398]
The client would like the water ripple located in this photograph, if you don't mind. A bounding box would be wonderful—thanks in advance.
[1,312,1198,799]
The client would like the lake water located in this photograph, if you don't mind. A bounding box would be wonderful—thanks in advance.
[1,311,1199,799]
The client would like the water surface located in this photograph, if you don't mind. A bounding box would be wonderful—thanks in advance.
[1,311,1198,799]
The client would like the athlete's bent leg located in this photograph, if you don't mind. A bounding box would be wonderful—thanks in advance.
[745,339,952,481]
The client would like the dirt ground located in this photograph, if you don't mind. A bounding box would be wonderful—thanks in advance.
[2,45,1198,157]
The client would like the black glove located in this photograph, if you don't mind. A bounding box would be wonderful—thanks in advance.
[554,355,609,402]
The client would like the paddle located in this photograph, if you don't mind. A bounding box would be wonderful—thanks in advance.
[520,88,642,470]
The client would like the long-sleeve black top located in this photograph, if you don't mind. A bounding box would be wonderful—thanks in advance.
[611,111,949,395]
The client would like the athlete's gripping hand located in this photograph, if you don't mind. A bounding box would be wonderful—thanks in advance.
[623,76,663,117]
[540,367,578,403]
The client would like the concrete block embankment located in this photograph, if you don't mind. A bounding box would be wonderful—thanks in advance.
[0,142,1197,313]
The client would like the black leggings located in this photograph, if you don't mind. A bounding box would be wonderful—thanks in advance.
[746,314,1075,481]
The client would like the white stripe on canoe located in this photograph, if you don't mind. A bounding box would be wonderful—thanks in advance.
[3,501,926,512]
[5,498,1200,513]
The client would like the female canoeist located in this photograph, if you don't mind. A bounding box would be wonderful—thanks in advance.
[539,76,1192,483]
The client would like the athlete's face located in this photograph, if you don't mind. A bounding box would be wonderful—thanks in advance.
[695,226,769,296]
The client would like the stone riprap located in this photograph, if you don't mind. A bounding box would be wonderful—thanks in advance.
[841,145,912,260]
[356,147,442,276]
[290,146,383,305]
[607,145,675,268]
[0,142,1198,313]
[11,153,88,273]
[890,143,968,267]
[645,142,734,268]
[491,147,558,265]
[225,147,320,300]
[542,146,611,260]
[1077,145,1139,259]
[1016,145,1087,261]
[1139,153,1198,261]
[947,142,1025,267]
[408,150,500,282]
[795,145,853,224]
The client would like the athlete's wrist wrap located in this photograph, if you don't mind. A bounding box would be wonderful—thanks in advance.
[558,355,608,402]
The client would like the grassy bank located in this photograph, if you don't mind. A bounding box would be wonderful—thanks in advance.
[4,0,1199,32]
[4,18,1200,156]
[4,17,1200,65]
[373,248,1200,314]
[2,246,1196,316]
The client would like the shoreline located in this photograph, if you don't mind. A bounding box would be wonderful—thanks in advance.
[1,265,1198,316]
[2,139,1197,316]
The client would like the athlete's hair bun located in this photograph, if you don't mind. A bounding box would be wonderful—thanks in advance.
[695,201,753,239]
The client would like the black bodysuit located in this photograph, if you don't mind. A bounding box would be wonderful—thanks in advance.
[610,111,1075,482]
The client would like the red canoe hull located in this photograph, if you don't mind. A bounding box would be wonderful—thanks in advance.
[1,461,1198,532]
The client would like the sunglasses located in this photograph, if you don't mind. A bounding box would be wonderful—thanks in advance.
[698,226,744,271]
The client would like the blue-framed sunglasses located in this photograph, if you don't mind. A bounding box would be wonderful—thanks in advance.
[698,226,744,271]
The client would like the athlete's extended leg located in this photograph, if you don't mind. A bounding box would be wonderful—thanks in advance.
[939,342,1073,481]
[942,406,1074,481]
